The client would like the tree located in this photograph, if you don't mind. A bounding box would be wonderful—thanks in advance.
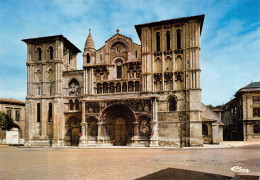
[0,111,17,130]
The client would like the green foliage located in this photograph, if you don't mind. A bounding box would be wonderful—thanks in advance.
[0,111,17,130]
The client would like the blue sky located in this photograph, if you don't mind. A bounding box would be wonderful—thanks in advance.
[0,0,259,106]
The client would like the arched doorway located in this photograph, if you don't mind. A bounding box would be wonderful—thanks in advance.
[100,104,136,146]
[65,116,81,146]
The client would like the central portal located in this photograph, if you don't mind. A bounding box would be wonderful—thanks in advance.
[101,104,136,146]
[114,118,127,146]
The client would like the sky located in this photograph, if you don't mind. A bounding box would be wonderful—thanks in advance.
[0,0,259,106]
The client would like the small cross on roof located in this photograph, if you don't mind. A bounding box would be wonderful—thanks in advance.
[116,29,120,34]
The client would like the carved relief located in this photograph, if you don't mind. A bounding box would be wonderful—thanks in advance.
[111,42,126,55]
[68,79,80,96]
[89,120,98,137]
[139,116,151,136]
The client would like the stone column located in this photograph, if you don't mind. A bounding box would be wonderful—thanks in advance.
[150,97,159,147]
[97,121,103,144]
[79,102,86,147]
[132,121,139,147]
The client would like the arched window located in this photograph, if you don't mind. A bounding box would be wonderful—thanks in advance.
[69,100,74,110]
[116,60,122,78]
[169,96,177,111]
[37,48,41,61]
[135,81,140,92]
[87,53,90,63]
[122,82,127,92]
[103,82,108,93]
[69,53,72,64]
[135,51,137,58]
[177,29,181,49]
[97,83,102,94]
[156,32,160,52]
[202,123,208,136]
[75,99,79,110]
[48,103,53,122]
[37,103,41,122]
[116,83,121,92]
[166,31,170,50]
[128,81,134,92]
[49,46,53,60]
[110,82,115,93]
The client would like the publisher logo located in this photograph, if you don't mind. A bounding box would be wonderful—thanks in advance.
[231,166,249,174]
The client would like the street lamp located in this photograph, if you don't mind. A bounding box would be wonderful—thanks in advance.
[179,112,183,148]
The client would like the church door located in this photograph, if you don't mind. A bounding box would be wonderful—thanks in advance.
[71,127,80,146]
[114,118,127,146]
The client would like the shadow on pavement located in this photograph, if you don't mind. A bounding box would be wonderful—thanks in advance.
[135,168,259,180]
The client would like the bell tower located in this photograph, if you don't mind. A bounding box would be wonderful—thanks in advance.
[22,35,81,147]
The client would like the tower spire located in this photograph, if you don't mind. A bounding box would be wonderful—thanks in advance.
[84,28,95,50]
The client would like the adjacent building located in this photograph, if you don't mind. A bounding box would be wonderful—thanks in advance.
[0,98,25,144]
[222,81,260,141]
[22,14,222,147]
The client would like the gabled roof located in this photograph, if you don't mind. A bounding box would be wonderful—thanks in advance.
[241,81,260,89]
[22,35,81,53]
[236,81,260,95]
[0,98,25,105]
[105,33,132,43]
[135,14,205,40]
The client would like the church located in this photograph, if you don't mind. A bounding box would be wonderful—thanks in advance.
[22,14,223,147]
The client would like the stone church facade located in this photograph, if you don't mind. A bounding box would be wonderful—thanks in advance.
[22,15,222,147]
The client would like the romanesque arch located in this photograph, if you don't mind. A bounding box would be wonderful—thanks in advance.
[100,104,136,146]
[65,115,81,146]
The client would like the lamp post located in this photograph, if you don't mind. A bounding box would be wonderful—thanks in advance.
[179,112,183,148]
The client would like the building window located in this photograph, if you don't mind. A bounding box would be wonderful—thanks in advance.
[253,96,260,102]
[38,86,41,95]
[166,31,170,50]
[37,103,41,122]
[48,103,52,122]
[135,51,137,58]
[15,110,20,121]
[37,48,42,61]
[168,96,177,111]
[254,124,260,133]
[128,81,134,92]
[103,83,108,93]
[116,83,121,92]
[116,61,122,78]
[202,123,208,136]
[156,32,160,52]
[122,82,127,92]
[100,55,102,62]
[253,108,260,117]
[177,29,181,49]
[109,82,115,93]
[75,99,79,110]
[69,100,74,111]
[87,53,90,63]
[135,81,140,92]
[7,110,11,118]
[97,83,102,94]
[49,46,53,60]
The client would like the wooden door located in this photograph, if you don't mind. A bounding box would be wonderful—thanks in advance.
[114,118,127,146]
[72,127,80,146]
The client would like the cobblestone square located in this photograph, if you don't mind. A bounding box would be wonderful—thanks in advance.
[0,145,259,179]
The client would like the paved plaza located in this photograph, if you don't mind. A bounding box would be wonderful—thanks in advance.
[0,144,260,180]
